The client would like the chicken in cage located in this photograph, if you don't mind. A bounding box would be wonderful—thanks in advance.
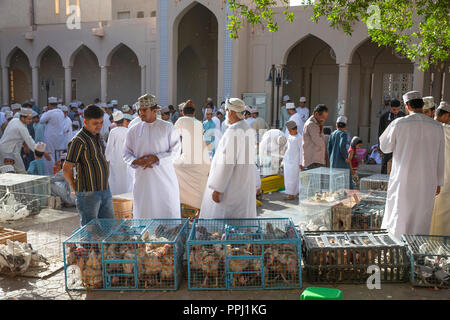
[0,173,50,221]
[63,219,188,291]
[187,218,301,290]
[299,168,350,205]
[402,234,450,288]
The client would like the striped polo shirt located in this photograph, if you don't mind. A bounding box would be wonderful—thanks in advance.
[66,127,109,192]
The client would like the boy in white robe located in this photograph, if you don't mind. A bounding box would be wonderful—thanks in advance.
[283,121,302,200]
[123,94,181,219]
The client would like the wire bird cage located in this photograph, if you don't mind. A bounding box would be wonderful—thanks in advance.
[187,218,302,290]
[63,218,189,291]
[402,234,450,289]
[299,168,350,205]
[302,230,409,284]
[331,192,385,231]
[360,174,390,200]
[296,204,333,232]
[0,173,50,218]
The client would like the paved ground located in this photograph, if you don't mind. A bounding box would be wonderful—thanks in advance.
[1,190,449,300]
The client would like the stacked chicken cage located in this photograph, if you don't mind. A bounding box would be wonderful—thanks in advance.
[0,173,50,220]
[359,174,389,202]
[402,234,450,288]
[63,218,189,291]
[298,168,350,231]
[331,191,385,231]
[302,230,409,283]
[187,218,302,290]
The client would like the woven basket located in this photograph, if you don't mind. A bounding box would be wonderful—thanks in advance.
[112,198,133,219]
[0,227,27,245]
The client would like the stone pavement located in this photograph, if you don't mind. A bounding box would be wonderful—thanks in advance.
[1,193,449,300]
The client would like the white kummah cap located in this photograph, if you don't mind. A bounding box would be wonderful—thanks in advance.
[1,106,11,113]
[245,105,252,113]
[207,97,213,102]
[106,103,113,109]
[277,135,287,147]
[437,101,450,113]
[98,102,107,108]
[123,114,134,121]
[251,107,259,114]
[35,142,46,153]
[138,94,157,109]
[132,102,139,110]
[11,103,21,110]
[122,105,130,113]
[160,106,170,113]
[60,105,69,112]
[336,115,348,124]
[30,98,36,103]
[423,96,435,110]
[286,120,297,130]
[299,97,306,102]
[48,97,58,104]
[283,95,290,102]
[43,106,48,112]
[112,110,124,122]
[225,98,246,113]
[32,110,38,118]
[3,153,15,160]
[111,100,118,105]
[20,107,33,117]
[69,102,78,108]
[403,91,422,104]
[57,98,63,103]
[216,109,224,115]
[286,102,296,110]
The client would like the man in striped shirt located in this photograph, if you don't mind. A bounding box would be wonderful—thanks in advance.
[62,104,114,226]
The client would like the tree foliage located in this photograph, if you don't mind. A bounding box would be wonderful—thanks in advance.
[226,0,450,71]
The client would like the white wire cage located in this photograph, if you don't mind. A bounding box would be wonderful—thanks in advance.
[299,168,350,205]
[360,174,390,200]
[296,204,333,232]
[0,173,51,220]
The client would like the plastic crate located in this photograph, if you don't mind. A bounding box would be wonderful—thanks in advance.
[0,173,50,217]
[402,234,450,288]
[187,218,302,290]
[302,230,409,284]
[63,218,189,291]
[260,175,285,193]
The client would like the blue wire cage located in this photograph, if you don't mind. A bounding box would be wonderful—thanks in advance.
[63,218,189,291]
[187,218,302,290]
[402,234,450,288]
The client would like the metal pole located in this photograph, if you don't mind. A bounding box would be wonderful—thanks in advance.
[269,66,275,128]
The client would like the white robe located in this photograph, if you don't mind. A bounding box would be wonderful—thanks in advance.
[100,112,112,142]
[380,113,445,239]
[259,129,286,176]
[62,116,73,150]
[200,119,257,219]
[0,118,36,172]
[173,116,211,209]
[105,126,134,196]
[430,124,450,236]
[283,133,302,196]
[123,119,181,219]
[285,112,303,136]
[245,117,255,128]
[40,108,65,172]
[129,116,142,129]
[295,107,309,134]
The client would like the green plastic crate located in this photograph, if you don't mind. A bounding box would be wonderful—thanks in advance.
[300,287,343,300]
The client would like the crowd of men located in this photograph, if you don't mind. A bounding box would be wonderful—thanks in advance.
[0,90,448,239]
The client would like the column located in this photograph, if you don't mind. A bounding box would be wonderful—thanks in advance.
[2,66,9,107]
[337,63,350,116]
[413,62,425,93]
[140,65,146,95]
[64,66,72,104]
[32,66,39,103]
[361,68,373,127]
[100,65,108,103]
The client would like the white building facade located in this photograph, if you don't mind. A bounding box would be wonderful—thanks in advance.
[0,0,449,145]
